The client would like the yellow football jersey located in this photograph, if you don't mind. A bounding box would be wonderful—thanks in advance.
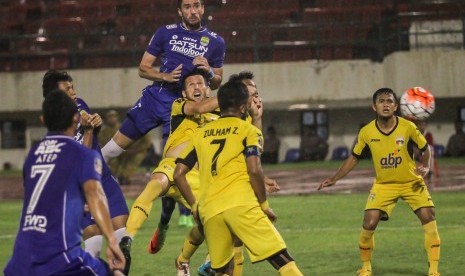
[353,116,428,185]
[163,98,220,156]
[177,116,264,223]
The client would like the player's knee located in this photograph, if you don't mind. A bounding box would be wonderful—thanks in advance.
[417,207,436,224]
[267,249,295,270]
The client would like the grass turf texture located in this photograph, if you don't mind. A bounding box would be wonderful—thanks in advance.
[1,192,464,275]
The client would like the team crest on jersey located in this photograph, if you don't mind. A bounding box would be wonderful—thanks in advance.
[395,137,405,146]
[369,193,375,201]
[200,36,210,46]
[166,24,177,29]
[94,157,102,175]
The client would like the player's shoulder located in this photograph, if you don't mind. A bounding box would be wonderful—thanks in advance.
[203,28,225,44]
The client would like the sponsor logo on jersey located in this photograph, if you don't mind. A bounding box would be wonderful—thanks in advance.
[209,31,218,38]
[200,36,210,46]
[34,140,65,163]
[395,136,405,146]
[169,36,208,58]
[23,214,47,233]
[369,193,375,201]
[166,24,177,29]
[380,152,402,169]
[371,138,380,142]
[172,35,178,40]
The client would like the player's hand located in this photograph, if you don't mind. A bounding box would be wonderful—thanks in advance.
[79,110,92,129]
[415,164,430,177]
[317,178,336,190]
[88,113,102,128]
[164,64,182,83]
[263,207,277,222]
[264,176,280,194]
[249,96,263,120]
[192,56,211,73]
[106,237,126,272]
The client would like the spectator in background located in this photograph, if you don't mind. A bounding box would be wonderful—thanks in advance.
[445,121,465,157]
[261,125,281,164]
[98,110,120,148]
[299,126,328,161]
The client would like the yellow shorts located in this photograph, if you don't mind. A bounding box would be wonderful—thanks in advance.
[203,205,287,269]
[365,181,434,219]
[152,157,200,209]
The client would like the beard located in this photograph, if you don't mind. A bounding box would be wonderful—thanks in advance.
[182,15,202,30]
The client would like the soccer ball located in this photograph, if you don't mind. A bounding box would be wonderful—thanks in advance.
[399,87,435,120]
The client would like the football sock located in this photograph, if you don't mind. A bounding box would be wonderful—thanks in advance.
[178,225,204,263]
[359,228,375,270]
[278,261,303,276]
[84,235,103,257]
[114,227,126,243]
[101,138,125,163]
[423,220,440,273]
[160,197,177,225]
[126,179,163,237]
[232,246,244,276]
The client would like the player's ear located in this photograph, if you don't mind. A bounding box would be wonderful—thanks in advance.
[178,7,182,18]
[372,104,377,112]
[73,113,79,125]
[40,115,45,125]
[182,90,187,98]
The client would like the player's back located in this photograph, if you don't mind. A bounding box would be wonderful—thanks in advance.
[4,134,101,276]
[193,116,263,222]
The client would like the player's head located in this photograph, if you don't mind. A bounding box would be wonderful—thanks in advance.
[228,71,260,107]
[178,0,204,30]
[42,90,78,132]
[372,88,398,119]
[181,69,209,102]
[42,70,76,102]
[218,80,249,119]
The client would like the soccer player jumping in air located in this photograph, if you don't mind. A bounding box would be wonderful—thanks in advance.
[318,88,440,276]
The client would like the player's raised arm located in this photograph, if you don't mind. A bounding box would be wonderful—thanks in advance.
[139,51,182,83]
[193,56,222,90]
[318,154,359,190]
[83,179,125,272]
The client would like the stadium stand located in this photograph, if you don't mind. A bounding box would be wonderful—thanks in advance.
[0,0,464,71]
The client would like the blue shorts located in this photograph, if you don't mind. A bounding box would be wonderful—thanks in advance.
[4,247,110,276]
[82,174,129,229]
[120,84,180,141]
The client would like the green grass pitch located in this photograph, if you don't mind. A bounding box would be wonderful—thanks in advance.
[1,192,464,275]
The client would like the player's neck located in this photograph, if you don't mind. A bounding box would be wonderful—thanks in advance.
[376,115,397,133]
[181,21,203,31]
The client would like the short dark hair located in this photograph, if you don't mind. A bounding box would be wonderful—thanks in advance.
[181,69,208,90]
[217,81,249,112]
[42,90,78,131]
[373,88,397,104]
[177,0,204,8]
[228,71,254,83]
[42,70,73,98]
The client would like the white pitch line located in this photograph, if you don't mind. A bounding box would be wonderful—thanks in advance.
[0,234,15,239]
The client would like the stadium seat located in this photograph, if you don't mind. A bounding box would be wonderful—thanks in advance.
[331,146,349,161]
[433,144,445,158]
[283,148,300,163]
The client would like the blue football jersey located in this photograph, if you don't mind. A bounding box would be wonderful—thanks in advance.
[146,23,226,94]
[4,134,102,275]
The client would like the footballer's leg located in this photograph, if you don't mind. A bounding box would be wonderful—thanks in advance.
[232,237,244,276]
[149,196,176,254]
[357,210,382,276]
[416,207,440,275]
[175,224,205,275]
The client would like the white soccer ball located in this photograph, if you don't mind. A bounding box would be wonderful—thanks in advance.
[399,87,435,120]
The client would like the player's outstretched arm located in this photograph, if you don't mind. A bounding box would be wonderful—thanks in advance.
[318,154,359,190]
[139,52,182,83]
[83,179,125,272]
[183,96,218,115]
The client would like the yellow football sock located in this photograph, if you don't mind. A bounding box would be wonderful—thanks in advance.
[126,179,163,237]
[278,261,303,276]
[232,246,244,276]
[423,220,440,273]
[178,225,204,263]
[359,228,375,270]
